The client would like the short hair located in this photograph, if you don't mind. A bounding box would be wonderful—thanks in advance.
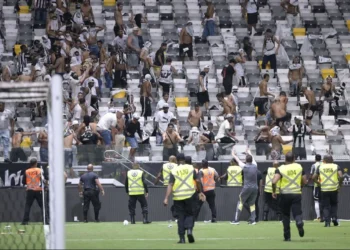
[166,57,172,63]
[167,123,174,128]
[323,155,333,163]
[315,154,322,162]
[285,152,295,163]
[177,153,185,161]
[161,42,167,47]
[229,58,236,64]
[216,92,224,99]
[29,158,38,167]
[263,74,269,79]
[246,154,253,163]
[185,156,192,164]
[163,92,169,97]
[280,91,287,97]
[202,159,208,167]
[266,28,272,33]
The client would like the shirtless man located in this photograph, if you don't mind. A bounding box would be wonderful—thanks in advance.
[187,103,204,128]
[271,91,291,134]
[50,50,65,77]
[10,128,35,162]
[216,92,234,116]
[86,24,104,57]
[97,40,107,63]
[140,74,154,119]
[140,41,153,77]
[81,0,95,25]
[319,76,335,116]
[38,125,49,162]
[114,3,124,35]
[16,68,33,82]
[301,87,318,125]
[1,61,17,82]
[162,123,183,161]
[179,21,194,62]
[269,126,293,160]
[256,74,275,116]
[288,56,303,97]
[64,121,81,177]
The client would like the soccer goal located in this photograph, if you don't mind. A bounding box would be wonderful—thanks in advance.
[0,75,65,249]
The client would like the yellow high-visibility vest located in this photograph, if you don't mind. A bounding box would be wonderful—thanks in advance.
[279,163,303,194]
[264,167,280,194]
[162,162,177,186]
[127,169,144,196]
[319,163,339,192]
[172,164,195,201]
[227,165,243,187]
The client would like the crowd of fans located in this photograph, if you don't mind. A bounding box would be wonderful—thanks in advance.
[0,0,342,176]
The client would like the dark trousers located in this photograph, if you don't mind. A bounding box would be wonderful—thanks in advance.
[128,194,148,216]
[293,147,307,160]
[34,8,47,24]
[10,147,27,162]
[194,189,217,221]
[83,189,101,221]
[321,191,338,223]
[173,193,195,237]
[140,96,152,117]
[23,190,44,223]
[223,80,232,95]
[262,54,277,73]
[244,191,260,221]
[40,147,48,162]
[263,191,281,220]
[114,69,127,88]
[280,194,303,240]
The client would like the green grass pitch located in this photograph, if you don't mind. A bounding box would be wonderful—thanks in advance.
[1,221,350,249]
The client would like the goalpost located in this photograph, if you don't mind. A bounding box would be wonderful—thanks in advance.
[0,76,65,249]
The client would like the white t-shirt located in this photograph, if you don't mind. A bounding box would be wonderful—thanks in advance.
[0,109,13,130]
[112,36,127,51]
[156,99,168,110]
[247,0,258,13]
[234,63,245,77]
[155,110,175,133]
[216,120,231,140]
[97,113,117,130]
[159,65,173,84]
[83,76,99,96]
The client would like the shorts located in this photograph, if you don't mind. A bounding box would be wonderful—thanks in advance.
[276,112,291,128]
[247,12,258,25]
[270,149,281,160]
[64,148,73,168]
[293,147,306,160]
[313,186,321,200]
[197,91,210,104]
[140,96,152,117]
[239,187,258,206]
[304,104,318,120]
[254,97,269,115]
[179,44,193,58]
[126,137,138,149]
[159,82,171,94]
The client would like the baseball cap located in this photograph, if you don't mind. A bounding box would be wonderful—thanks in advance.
[204,65,210,69]
[133,27,139,31]
[133,113,140,120]
[162,103,169,108]
[225,114,234,119]
[72,120,79,125]
[145,74,152,80]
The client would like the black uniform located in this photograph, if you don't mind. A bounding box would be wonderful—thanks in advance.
[289,124,310,160]
[80,171,101,222]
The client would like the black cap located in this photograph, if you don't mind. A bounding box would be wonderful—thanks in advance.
[177,153,185,161]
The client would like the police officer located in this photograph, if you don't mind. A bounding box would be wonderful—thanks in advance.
[263,161,282,221]
[312,155,343,227]
[125,163,151,224]
[163,153,205,244]
[154,155,178,185]
[194,159,219,222]
[78,164,105,223]
[310,154,323,221]
[272,152,307,241]
[21,158,46,225]
[231,149,258,225]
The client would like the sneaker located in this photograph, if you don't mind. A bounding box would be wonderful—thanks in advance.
[297,226,304,237]
[313,218,320,222]
[324,222,330,227]
[284,238,291,242]
[248,222,256,225]
[332,220,339,227]
[211,218,217,223]
[230,221,240,225]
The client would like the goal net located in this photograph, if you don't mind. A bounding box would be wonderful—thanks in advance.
[0,76,65,249]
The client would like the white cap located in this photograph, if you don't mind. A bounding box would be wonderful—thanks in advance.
[204,65,210,69]
[162,103,169,108]
[238,48,244,53]
[145,74,152,80]
[65,34,72,42]
[72,120,79,125]
[59,35,65,40]
[133,113,140,120]
[191,126,199,132]
[225,114,234,119]
[82,27,88,31]
[133,27,139,31]
[23,67,31,76]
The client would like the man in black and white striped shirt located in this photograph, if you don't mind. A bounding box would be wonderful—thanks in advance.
[34,0,50,24]
[17,45,28,75]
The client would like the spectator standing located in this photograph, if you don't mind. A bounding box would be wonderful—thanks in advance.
[17,45,28,75]
[187,103,203,128]
[72,4,84,32]
[1,61,17,82]
[234,53,247,87]
[162,123,183,161]
[10,128,35,162]
[97,111,122,146]
[140,41,153,78]
[179,21,194,62]
[0,102,14,163]
[242,0,258,36]
[34,0,49,25]
[243,36,254,61]
[254,126,271,157]
[197,65,210,111]
[222,59,236,95]
[262,29,280,78]
[202,122,217,160]
[155,103,175,144]
[281,0,300,28]
[124,114,143,162]
[156,93,169,112]
[38,125,49,163]
[215,114,238,144]
[216,92,234,117]
[140,74,154,119]
[153,43,167,77]
[113,47,128,89]
[288,56,303,97]
[112,125,125,156]
[202,0,216,39]
[127,27,141,70]
[187,127,210,160]
[64,121,81,177]
[81,0,95,25]
[113,30,127,52]
[114,3,125,36]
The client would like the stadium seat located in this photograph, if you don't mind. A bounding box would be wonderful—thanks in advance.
[175,97,189,107]
[293,28,306,37]
[321,68,335,79]
[103,0,116,7]
[14,44,21,55]
[19,5,29,14]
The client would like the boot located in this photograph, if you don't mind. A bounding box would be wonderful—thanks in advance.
[178,235,185,244]
[143,214,151,224]
[130,215,135,224]
[187,228,195,243]
[263,212,268,221]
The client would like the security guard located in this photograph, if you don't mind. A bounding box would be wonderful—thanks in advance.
[154,155,178,185]
[163,153,205,244]
[21,158,45,225]
[194,160,219,222]
[272,152,307,241]
[125,163,151,224]
[313,155,343,227]
[230,150,258,225]
[78,164,105,223]
[263,161,282,221]
[220,158,243,187]
[310,154,323,221]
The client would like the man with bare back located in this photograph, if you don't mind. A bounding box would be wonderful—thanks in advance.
[114,3,124,36]
[301,87,318,126]
[271,91,291,133]
[255,74,274,116]
[64,121,81,177]
[288,56,303,97]
[270,126,293,160]
[38,125,49,162]
[10,128,35,162]
[319,76,335,116]
[81,0,95,25]
[216,92,234,117]
[187,103,203,128]
[140,74,154,119]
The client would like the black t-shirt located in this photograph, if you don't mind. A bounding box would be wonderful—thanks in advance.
[80,126,98,145]
[223,65,235,84]
[154,49,164,66]
[124,121,142,138]
[80,172,98,190]
[134,14,142,28]
[169,169,198,184]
